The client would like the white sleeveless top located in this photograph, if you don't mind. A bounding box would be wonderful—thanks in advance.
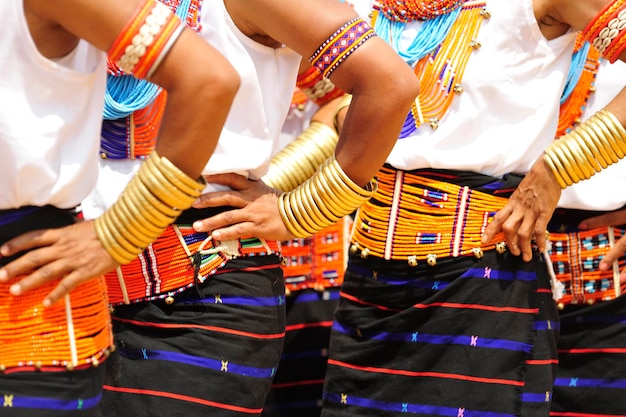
[384,0,577,177]
[82,0,301,218]
[558,59,626,211]
[0,2,106,209]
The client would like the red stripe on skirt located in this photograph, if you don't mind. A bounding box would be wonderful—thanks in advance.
[327,359,524,386]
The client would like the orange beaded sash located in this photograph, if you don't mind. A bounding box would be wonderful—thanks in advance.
[106,224,281,305]
[281,216,352,295]
[350,166,508,266]
[546,226,626,308]
[0,277,113,373]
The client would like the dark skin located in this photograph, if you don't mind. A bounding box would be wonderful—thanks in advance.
[190,0,420,242]
[0,0,240,306]
[482,0,626,262]
[1,0,419,305]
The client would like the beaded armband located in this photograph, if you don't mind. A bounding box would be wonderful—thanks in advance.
[277,155,376,238]
[296,66,345,107]
[94,151,205,264]
[581,0,626,63]
[108,0,185,79]
[544,109,626,189]
[309,17,376,78]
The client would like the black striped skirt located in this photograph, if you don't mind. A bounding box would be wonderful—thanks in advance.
[322,250,558,417]
[99,255,285,417]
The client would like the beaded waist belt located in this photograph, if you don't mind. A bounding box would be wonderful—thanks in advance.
[0,206,113,373]
[546,226,626,307]
[281,216,351,295]
[106,224,281,305]
[0,277,113,373]
[350,167,508,266]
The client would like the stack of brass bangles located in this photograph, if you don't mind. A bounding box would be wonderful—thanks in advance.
[94,150,206,264]
[278,155,377,238]
[262,121,339,192]
[544,109,626,189]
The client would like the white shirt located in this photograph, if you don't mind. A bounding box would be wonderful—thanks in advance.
[82,0,301,218]
[0,2,106,209]
[384,0,577,177]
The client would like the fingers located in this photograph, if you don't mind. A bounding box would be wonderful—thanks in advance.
[600,235,626,271]
[193,190,247,209]
[482,207,510,244]
[0,229,53,257]
[0,246,59,283]
[210,222,255,241]
[44,272,85,307]
[193,208,245,233]
[579,209,626,230]
[203,173,251,189]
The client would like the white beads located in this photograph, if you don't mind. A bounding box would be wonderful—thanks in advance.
[592,9,626,53]
[118,2,172,74]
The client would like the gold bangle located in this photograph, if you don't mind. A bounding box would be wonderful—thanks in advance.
[592,113,626,157]
[580,122,619,164]
[296,184,330,227]
[127,174,182,218]
[544,108,626,189]
[333,94,352,132]
[544,146,573,187]
[543,153,568,189]
[288,191,321,235]
[277,155,375,237]
[100,208,142,256]
[302,179,339,223]
[94,215,136,264]
[575,124,609,169]
[109,199,160,245]
[263,121,338,192]
[562,138,595,179]
[138,166,198,210]
[598,109,626,155]
[151,150,207,193]
[551,142,583,183]
[94,150,203,264]
[144,156,204,199]
[571,129,602,172]
[277,193,310,238]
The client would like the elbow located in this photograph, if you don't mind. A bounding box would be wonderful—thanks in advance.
[388,71,420,112]
[203,64,241,105]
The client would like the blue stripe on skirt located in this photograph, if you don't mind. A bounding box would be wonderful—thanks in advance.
[100,255,284,417]
[322,250,558,417]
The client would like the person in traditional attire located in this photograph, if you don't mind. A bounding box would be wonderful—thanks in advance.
[0,0,240,415]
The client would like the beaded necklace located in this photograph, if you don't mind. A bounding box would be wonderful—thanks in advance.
[375,1,489,138]
[557,35,601,137]
[101,0,202,159]
[376,0,464,22]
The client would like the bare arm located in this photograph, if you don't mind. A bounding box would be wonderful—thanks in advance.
[26,0,240,177]
[0,0,240,305]
[225,0,419,186]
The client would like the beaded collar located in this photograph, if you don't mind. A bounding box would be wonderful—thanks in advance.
[376,0,464,22]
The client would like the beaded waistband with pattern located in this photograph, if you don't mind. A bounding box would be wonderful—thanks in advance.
[281,216,351,295]
[106,224,281,305]
[546,226,626,308]
[350,166,509,266]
